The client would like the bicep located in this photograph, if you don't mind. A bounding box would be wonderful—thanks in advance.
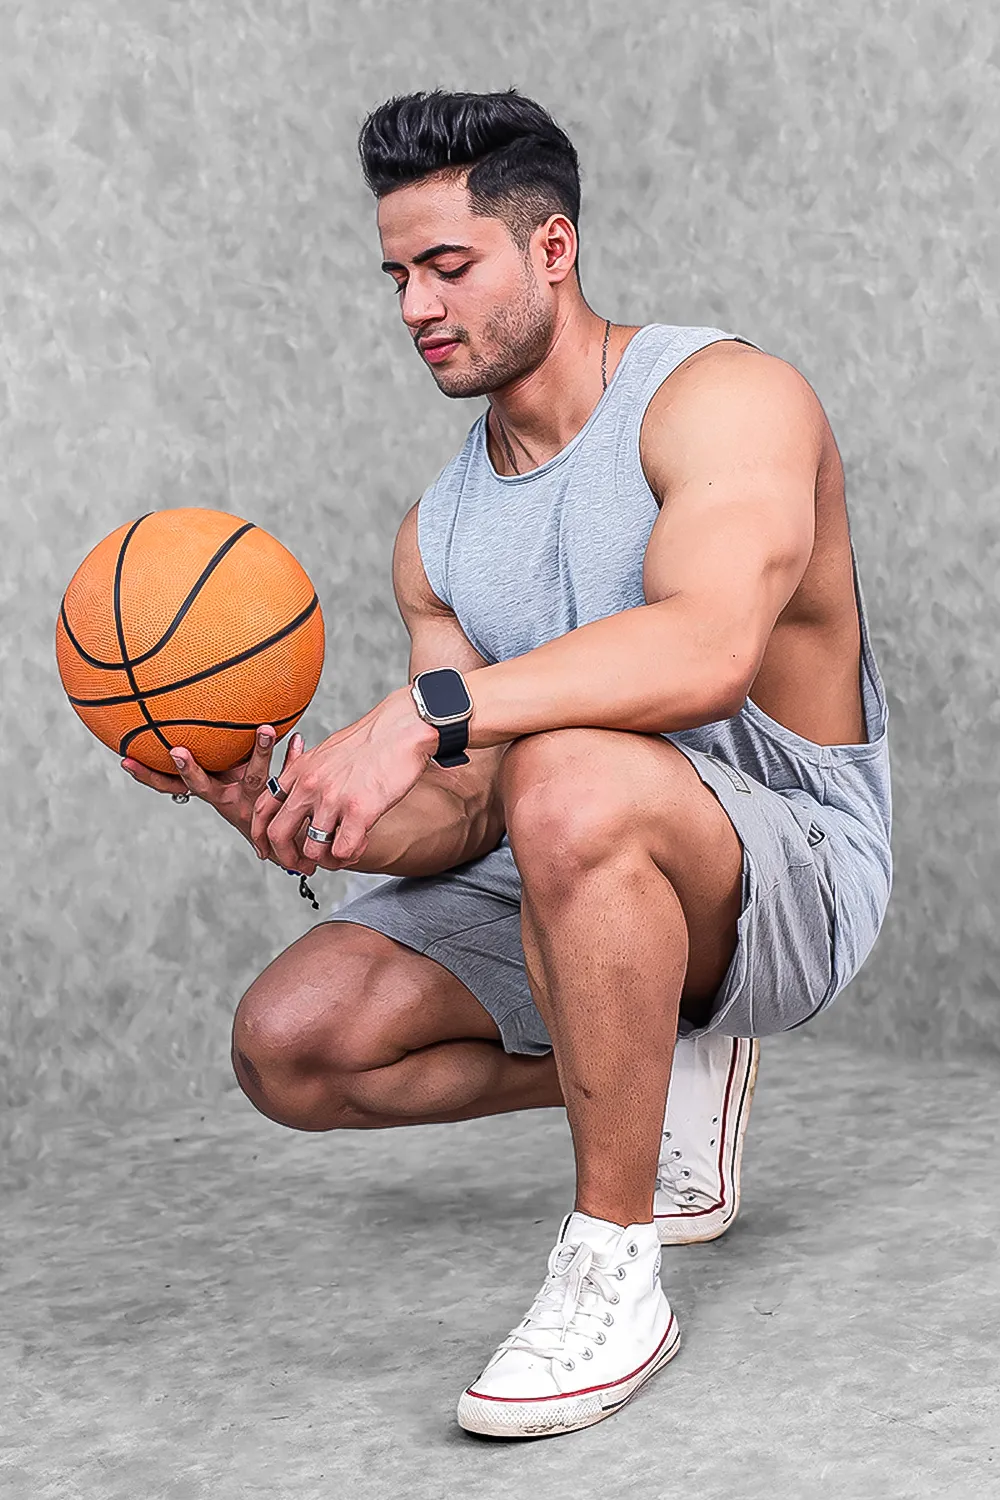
[640,356,821,678]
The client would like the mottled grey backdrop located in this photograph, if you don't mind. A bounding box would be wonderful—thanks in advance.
[3,1,998,1151]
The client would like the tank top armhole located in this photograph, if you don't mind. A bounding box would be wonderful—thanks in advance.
[414,422,483,611]
[416,486,452,610]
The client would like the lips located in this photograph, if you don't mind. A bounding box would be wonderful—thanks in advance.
[421,338,461,364]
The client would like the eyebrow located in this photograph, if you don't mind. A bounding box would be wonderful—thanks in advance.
[380,243,474,273]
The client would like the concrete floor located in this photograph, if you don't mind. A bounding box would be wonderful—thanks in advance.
[3,1031,998,1499]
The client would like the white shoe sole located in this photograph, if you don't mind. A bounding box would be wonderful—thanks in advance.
[456,1318,682,1439]
[655,1037,760,1246]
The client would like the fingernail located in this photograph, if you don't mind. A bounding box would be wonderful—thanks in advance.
[258,732,273,749]
[293,734,303,751]
[169,751,185,769]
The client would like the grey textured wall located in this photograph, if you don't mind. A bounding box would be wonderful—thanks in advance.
[3,1,998,1149]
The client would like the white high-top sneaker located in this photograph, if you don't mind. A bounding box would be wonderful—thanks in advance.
[654,1035,760,1245]
[456,1211,680,1439]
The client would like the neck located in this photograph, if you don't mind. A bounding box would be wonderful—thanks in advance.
[487,309,642,474]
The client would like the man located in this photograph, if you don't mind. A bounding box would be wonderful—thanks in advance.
[125,88,892,1439]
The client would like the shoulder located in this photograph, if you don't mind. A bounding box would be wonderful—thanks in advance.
[639,339,827,502]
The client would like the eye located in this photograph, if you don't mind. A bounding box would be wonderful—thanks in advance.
[438,265,470,280]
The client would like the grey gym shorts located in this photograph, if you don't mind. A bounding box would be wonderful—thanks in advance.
[317,743,890,1052]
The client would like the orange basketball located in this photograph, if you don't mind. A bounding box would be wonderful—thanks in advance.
[55,507,325,774]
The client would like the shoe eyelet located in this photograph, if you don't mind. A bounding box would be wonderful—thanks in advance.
[627,1243,638,1256]
[662,1130,672,1141]
[582,1348,593,1360]
[685,1192,697,1202]
[712,1116,719,1124]
[617,1266,627,1279]
[710,1139,716,1146]
[596,1332,606,1344]
[605,1312,615,1324]
[680,1168,691,1179]
[670,1149,682,1159]
[563,1359,575,1371]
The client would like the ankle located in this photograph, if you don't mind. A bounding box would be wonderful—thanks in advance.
[574,1200,654,1229]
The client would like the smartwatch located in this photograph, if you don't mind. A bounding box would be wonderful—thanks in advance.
[410,667,473,767]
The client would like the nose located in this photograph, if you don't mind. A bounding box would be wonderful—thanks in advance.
[399,279,447,334]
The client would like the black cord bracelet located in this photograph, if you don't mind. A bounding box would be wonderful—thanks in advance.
[284,868,320,910]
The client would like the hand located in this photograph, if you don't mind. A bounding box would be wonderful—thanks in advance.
[121,727,307,864]
[250,686,439,875]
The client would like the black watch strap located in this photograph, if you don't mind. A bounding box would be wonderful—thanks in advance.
[433,718,471,767]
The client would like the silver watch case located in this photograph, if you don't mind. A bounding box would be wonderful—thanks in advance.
[410,669,473,727]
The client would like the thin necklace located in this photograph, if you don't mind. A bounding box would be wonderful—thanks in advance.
[493,317,612,477]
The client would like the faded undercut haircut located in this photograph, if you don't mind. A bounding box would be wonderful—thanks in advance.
[358,89,582,274]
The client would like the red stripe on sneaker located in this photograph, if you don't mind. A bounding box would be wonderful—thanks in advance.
[657,1038,752,1223]
[463,1315,678,1404]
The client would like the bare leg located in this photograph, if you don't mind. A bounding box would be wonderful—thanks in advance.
[494,727,743,1232]
[233,1029,566,1130]
[231,923,569,1131]
[518,848,687,1229]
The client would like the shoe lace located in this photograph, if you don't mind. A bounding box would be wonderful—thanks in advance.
[655,1130,715,1210]
[495,1240,627,1371]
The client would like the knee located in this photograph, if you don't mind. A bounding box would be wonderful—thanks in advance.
[230,935,399,1129]
[230,980,345,1130]
[500,734,647,886]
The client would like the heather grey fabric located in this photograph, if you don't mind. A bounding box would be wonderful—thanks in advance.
[324,325,892,1045]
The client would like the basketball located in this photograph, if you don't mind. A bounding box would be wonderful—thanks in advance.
[55,507,325,775]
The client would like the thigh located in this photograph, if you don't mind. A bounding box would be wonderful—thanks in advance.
[233,919,503,1074]
[319,848,553,1056]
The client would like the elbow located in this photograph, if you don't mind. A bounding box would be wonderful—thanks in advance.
[702,662,753,724]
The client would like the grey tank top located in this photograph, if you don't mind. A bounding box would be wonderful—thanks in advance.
[417,323,892,890]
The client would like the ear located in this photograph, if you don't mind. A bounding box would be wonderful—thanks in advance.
[537,214,578,283]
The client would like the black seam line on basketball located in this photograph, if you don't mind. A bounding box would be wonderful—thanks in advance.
[113,514,172,753]
[59,521,258,671]
[118,706,306,758]
[67,593,319,709]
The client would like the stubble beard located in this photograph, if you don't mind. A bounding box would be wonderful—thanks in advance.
[427,271,555,400]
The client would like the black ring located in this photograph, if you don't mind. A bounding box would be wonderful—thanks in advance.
[267,776,288,801]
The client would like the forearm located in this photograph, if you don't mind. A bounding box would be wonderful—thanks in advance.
[461,599,747,748]
[346,778,503,878]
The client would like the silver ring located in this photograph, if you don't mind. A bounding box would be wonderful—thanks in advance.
[306,824,334,844]
[267,776,288,801]
[171,792,191,804]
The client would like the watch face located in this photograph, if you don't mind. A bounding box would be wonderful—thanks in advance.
[418,668,472,720]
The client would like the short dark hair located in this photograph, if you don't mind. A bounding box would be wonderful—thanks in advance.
[358,89,582,263]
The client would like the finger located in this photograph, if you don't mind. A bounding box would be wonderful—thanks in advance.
[329,805,371,866]
[282,731,306,768]
[303,801,368,866]
[167,746,218,804]
[240,726,277,808]
[301,814,339,866]
[290,813,319,876]
[121,759,188,796]
[265,795,318,873]
[249,733,303,857]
